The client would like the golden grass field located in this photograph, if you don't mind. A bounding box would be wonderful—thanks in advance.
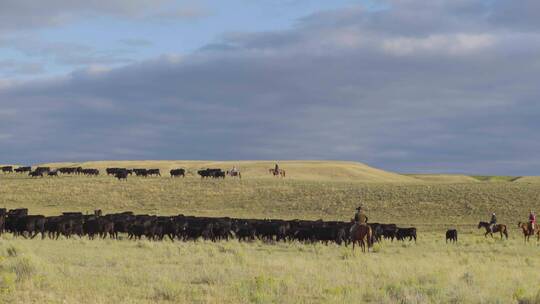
[1,160,540,303]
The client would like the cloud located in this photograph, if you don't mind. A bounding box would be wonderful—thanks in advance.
[0,60,44,75]
[148,7,209,22]
[0,37,134,67]
[0,0,206,30]
[0,0,539,174]
[118,39,153,47]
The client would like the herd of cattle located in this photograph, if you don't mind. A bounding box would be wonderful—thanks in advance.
[0,165,232,180]
[0,208,417,245]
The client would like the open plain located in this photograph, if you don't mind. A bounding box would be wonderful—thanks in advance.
[1,161,540,303]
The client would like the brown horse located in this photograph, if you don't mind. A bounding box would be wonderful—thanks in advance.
[350,222,372,253]
[268,168,286,177]
[477,221,508,239]
[518,222,535,242]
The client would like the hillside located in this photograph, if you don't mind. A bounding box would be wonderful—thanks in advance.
[513,176,540,183]
[38,160,419,183]
[406,174,480,183]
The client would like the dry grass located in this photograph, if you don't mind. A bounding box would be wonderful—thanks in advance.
[37,160,419,183]
[0,233,540,303]
[1,172,539,229]
[407,174,480,183]
[1,160,540,303]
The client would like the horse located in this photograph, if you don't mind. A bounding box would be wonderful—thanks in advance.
[226,170,241,179]
[518,222,536,243]
[477,221,508,239]
[350,222,372,253]
[268,168,286,177]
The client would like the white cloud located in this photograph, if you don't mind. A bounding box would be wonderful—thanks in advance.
[0,1,539,174]
[382,33,496,55]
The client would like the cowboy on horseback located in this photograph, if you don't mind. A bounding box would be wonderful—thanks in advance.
[489,212,497,233]
[354,206,368,225]
[529,210,536,231]
[350,205,368,233]
[350,205,372,252]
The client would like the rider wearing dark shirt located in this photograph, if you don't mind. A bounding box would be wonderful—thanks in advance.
[489,213,497,232]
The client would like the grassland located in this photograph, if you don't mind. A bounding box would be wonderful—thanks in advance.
[1,160,540,303]
[2,234,540,304]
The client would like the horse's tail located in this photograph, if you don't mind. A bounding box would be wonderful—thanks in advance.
[367,226,373,248]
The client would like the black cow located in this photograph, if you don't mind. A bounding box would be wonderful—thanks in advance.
[147,169,161,177]
[446,229,458,243]
[133,169,148,177]
[106,168,120,176]
[35,167,51,174]
[380,224,398,241]
[29,171,43,178]
[396,227,417,242]
[198,168,225,179]
[48,170,59,177]
[170,169,185,178]
[14,166,31,173]
[114,170,128,180]
[1,166,13,173]
[82,169,99,176]
[12,215,46,239]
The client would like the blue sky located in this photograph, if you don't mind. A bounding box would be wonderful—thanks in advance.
[2,0,366,78]
[1,0,540,175]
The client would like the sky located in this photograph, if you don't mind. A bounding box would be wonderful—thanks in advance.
[0,0,539,175]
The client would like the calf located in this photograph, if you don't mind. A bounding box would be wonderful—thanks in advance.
[446,229,458,243]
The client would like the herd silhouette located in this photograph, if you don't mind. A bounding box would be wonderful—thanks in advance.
[1,165,282,180]
[0,208,419,252]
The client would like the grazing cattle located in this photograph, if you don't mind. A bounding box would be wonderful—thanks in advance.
[12,215,46,239]
[1,166,13,173]
[29,171,43,178]
[0,207,415,250]
[446,229,458,243]
[48,170,59,177]
[170,169,185,178]
[81,168,99,176]
[58,167,82,175]
[198,168,225,179]
[396,227,417,242]
[133,169,148,177]
[114,170,129,180]
[35,167,51,174]
[106,168,120,176]
[14,166,31,173]
[147,169,160,177]
[380,224,398,241]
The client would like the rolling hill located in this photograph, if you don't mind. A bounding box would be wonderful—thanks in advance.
[38,160,420,183]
